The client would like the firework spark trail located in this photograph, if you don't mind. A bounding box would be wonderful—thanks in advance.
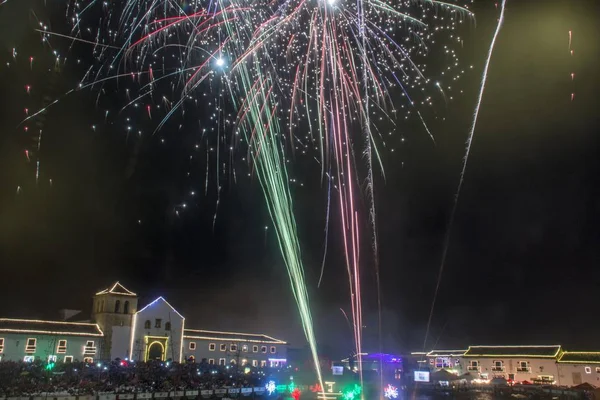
[36,0,473,392]
[423,0,506,351]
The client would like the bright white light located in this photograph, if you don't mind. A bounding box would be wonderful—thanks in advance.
[327,0,336,5]
[384,384,399,399]
[216,57,225,67]
[265,380,276,395]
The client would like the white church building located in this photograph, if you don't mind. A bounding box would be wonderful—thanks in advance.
[0,282,287,367]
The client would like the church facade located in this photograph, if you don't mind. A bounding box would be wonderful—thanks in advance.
[0,282,287,366]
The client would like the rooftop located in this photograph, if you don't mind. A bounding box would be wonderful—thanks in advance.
[558,352,600,364]
[96,282,137,297]
[427,349,467,357]
[0,318,103,337]
[183,329,286,344]
[464,345,562,358]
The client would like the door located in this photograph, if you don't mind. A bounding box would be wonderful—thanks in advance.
[572,372,582,385]
[147,341,165,361]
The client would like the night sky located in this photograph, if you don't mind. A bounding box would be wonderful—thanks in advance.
[0,0,599,359]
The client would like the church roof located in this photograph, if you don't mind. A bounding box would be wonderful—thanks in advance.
[0,318,104,337]
[463,345,561,358]
[96,282,137,297]
[183,328,286,344]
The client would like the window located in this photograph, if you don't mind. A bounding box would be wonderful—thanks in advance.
[261,360,267,368]
[84,340,96,355]
[253,345,258,353]
[219,358,226,366]
[209,343,216,351]
[64,356,73,363]
[261,346,267,353]
[57,340,67,354]
[48,355,57,362]
[252,360,258,367]
[517,361,530,372]
[209,359,215,365]
[241,359,248,366]
[124,301,130,314]
[0,338,4,353]
[189,342,196,350]
[242,345,248,352]
[270,346,276,354]
[596,367,600,373]
[83,357,94,363]
[468,360,479,371]
[230,344,237,352]
[155,319,162,328]
[26,338,36,353]
[585,367,592,374]
[220,344,227,351]
[115,300,121,313]
[492,360,504,371]
[435,357,450,368]
[480,373,489,379]
[165,322,171,331]
[24,356,35,362]
[144,320,151,329]
[230,359,237,364]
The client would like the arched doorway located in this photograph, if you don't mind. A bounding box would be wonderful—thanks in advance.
[147,341,165,361]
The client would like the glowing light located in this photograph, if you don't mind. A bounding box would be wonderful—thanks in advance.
[95,282,137,296]
[265,380,277,395]
[384,384,398,399]
[216,57,225,67]
[0,318,103,337]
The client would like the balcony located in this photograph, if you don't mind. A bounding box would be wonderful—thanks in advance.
[467,366,480,372]
[517,367,531,373]
[491,367,505,372]
[83,345,97,355]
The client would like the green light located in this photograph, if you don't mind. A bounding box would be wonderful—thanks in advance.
[342,384,362,400]
[45,362,55,371]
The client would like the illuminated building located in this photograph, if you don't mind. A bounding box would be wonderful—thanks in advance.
[408,345,600,387]
[556,352,600,387]
[0,282,287,365]
[340,353,404,380]
[461,345,562,384]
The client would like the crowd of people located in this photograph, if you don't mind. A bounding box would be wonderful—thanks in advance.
[0,359,275,397]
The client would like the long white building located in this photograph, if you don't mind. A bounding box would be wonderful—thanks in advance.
[0,282,287,367]
[415,345,600,387]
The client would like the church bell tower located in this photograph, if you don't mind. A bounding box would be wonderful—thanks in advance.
[92,282,138,360]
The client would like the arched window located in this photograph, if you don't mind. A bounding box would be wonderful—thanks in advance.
[144,320,151,329]
[124,301,130,314]
[165,322,171,331]
[115,300,121,313]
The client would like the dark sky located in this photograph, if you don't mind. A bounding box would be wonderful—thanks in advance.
[0,0,598,358]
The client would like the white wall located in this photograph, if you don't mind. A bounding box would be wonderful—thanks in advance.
[111,326,131,360]
[557,364,600,386]
[464,357,560,382]
[131,298,184,362]
[182,337,287,368]
[0,333,99,362]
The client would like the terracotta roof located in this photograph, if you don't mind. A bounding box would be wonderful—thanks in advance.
[558,352,600,364]
[96,282,137,296]
[0,318,103,337]
[183,329,286,344]
[464,345,561,358]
